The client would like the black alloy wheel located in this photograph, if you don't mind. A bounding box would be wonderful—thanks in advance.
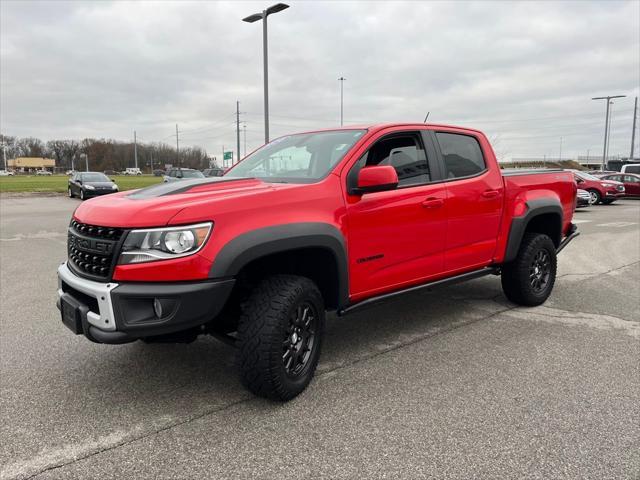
[282,302,318,377]
[529,249,551,294]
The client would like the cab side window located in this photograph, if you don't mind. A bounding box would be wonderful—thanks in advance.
[351,133,430,188]
[436,132,486,179]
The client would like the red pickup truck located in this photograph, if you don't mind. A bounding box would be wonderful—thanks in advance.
[57,123,578,400]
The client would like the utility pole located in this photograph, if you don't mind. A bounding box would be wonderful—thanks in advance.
[243,123,247,158]
[150,152,153,173]
[543,154,546,168]
[630,96,638,160]
[338,77,346,126]
[592,94,626,170]
[606,101,614,162]
[236,100,241,163]
[134,130,138,169]
[559,137,562,162]
[175,124,180,167]
[222,145,225,168]
[1,135,6,171]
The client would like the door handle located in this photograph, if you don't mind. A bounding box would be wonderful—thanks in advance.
[421,198,444,209]
[481,190,500,199]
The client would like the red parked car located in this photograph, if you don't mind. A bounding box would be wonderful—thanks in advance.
[57,123,578,400]
[568,169,625,204]
[599,173,640,197]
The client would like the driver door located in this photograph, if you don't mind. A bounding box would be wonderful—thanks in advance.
[344,129,447,299]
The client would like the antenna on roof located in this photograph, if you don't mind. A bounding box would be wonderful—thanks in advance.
[423,112,430,123]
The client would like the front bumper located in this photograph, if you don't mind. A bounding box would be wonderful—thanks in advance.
[56,262,234,343]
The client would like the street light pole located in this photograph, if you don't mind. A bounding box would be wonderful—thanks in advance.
[592,95,626,170]
[243,3,290,145]
[338,77,346,126]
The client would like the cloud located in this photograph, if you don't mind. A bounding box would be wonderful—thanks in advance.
[1,0,638,160]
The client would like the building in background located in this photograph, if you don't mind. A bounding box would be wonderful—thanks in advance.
[7,157,55,173]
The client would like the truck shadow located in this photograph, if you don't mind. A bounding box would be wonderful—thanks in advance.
[64,276,505,410]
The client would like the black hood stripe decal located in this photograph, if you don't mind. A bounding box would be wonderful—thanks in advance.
[127,177,251,199]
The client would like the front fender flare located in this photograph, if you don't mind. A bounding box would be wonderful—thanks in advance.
[209,223,349,308]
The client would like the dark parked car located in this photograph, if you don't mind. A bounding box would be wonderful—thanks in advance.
[600,173,640,197]
[153,169,166,177]
[68,172,118,200]
[202,167,225,177]
[163,168,205,182]
[103,169,117,176]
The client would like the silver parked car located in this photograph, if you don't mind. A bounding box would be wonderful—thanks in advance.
[163,168,205,182]
[576,189,592,208]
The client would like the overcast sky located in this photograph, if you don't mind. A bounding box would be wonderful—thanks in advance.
[1,0,638,161]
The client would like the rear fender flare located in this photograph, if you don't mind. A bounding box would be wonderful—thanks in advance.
[504,197,563,263]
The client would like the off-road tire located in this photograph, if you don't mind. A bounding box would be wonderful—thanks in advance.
[587,189,601,205]
[501,233,557,306]
[237,274,325,401]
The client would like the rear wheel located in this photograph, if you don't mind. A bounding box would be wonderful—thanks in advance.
[587,189,601,204]
[237,275,325,401]
[501,233,557,306]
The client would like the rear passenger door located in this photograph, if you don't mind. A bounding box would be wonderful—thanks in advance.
[432,130,504,272]
[623,175,640,195]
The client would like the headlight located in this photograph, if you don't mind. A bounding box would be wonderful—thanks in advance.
[85,185,95,190]
[118,222,212,264]
[112,184,118,190]
[600,182,608,187]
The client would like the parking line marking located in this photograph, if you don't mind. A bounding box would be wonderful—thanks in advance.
[572,219,592,224]
[595,222,638,228]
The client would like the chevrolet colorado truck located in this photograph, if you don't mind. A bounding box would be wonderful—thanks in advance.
[57,123,579,401]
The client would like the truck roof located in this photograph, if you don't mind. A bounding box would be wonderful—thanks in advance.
[285,123,485,137]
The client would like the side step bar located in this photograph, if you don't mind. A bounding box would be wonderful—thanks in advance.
[338,267,499,316]
[556,223,579,254]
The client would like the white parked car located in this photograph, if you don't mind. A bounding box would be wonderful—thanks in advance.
[0,170,15,176]
[36,170,52,176]
[621,163,640,174]
[123,167,142,175]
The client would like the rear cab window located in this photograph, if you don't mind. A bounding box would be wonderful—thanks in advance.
[435,132,486,179]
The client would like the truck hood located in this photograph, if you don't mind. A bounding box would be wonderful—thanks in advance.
[73,177,294,227]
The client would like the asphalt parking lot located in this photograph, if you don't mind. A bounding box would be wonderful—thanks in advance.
[1,195,639,480]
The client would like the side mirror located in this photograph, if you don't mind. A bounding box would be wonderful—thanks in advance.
[355,165,398,194]
[77,180,82,185]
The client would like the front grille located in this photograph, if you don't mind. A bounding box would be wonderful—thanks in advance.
[67,220,125,280]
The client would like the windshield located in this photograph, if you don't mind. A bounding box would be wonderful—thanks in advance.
[182,170,205,178]
[575,171,601,181]
[82,173,110,182]
[225,129,366,183]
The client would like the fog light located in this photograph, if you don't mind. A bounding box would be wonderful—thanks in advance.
[153,298,163,318]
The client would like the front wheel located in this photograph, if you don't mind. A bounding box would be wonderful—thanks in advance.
[237,275,325,401]
[80,189,85,200]
[588,189,601,205]
[501,233,557,306]
[68,187,74,198]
